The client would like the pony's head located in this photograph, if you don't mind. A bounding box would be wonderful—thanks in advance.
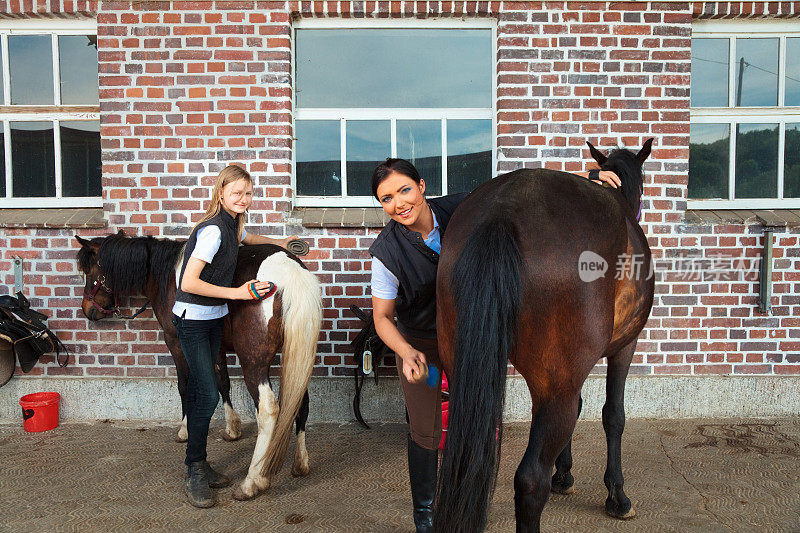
[76,230,124,321]
[587,138,653,220]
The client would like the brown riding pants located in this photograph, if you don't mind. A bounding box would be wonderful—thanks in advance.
[395,334,442,451]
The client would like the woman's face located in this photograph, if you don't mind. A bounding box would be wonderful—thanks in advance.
[220,178,253,216]
[376,172,426,227]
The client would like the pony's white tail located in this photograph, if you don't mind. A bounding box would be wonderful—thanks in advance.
[259,253,321,477]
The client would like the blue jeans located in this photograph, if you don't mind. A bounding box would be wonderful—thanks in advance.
[173,314,223,466]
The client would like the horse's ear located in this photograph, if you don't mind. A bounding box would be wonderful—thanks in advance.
[636,138,654,164]
[75,235,90,247]
[117,229,125,236]
[586,141,607,165]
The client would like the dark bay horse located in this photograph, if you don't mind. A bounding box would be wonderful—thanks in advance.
[435,139,655,532]
[76,233,322,500]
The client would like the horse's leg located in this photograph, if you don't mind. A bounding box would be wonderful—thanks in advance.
[232,358,278,501]
[603,339,637,519]
[165,334,190,442]
[215,348,241,441]
[291,390,310,477]
[551,395,583,494]
[514,396,581,533]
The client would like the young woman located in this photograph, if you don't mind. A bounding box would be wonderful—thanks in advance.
[172,165,300,508]
[368,159,620,532]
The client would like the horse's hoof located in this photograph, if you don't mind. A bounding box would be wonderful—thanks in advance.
[606,507,636,520]
[175,432,188,443]
[605,496,636,520]
[291,463,310,477]
[551,472,575,494]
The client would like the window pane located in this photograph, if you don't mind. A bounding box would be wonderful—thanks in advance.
[346,121,390,197]
[59,35,99,105]
[296,120,342,196]
[787,38,800,107]
[9,35,54,105]
[689,123,730,199]
[61,121,100,197]
[11,122,55,197]
[296,29,492,108]
[397,120,442,196]
[785,123,800,198]
[447,119,492,195]
[735,38,778,107]
[735,123,778,198]
[690,38,729,107]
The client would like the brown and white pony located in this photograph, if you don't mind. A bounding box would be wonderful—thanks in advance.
[76,233,321,500]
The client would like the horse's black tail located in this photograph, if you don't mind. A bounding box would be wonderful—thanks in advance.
[435,217,522,533]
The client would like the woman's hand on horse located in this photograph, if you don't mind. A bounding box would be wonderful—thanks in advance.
[593,171,621,188]
[235,279,272,300]
[399,346,427,384]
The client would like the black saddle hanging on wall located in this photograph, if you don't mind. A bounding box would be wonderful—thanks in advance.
[0,292,69,385]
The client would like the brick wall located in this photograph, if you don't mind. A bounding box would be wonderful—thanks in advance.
[0,1,797,384]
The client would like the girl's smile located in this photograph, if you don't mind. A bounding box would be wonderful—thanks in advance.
[220,178,253,216]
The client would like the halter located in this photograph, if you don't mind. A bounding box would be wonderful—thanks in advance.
[82,261,149,320]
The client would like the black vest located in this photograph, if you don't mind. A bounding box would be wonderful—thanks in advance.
[175,210,239,307]
[369,193,467,338]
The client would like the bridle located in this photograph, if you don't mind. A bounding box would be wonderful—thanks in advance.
[82,261,149,319]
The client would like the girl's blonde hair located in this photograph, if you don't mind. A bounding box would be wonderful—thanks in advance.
[195,164,252,241]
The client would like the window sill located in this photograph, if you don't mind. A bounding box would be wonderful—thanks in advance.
[684,209,800,227]
[293,207,390,228]
[0,208,107,229]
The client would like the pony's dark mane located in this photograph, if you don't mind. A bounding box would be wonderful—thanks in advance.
[96,234,186,298]
[601,148,643,214]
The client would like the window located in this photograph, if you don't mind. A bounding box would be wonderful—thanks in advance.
[689,21,800,209]
[293,20,495,207]
[0,19,100,208]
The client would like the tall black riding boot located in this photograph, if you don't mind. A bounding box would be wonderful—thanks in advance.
[408,434,438,533]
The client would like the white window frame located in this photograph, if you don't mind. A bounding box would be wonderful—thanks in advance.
[690,20,800,210]
[292,18,497,208]
[0,18,100,209]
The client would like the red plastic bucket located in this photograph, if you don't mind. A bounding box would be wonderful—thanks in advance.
[19,392,60,432]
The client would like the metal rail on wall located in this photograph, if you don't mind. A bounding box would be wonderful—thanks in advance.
[758,230,773,314]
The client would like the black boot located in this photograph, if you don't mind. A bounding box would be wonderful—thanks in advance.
[408,434,437,533]
[203,460,230,489]
[185,461,215,508]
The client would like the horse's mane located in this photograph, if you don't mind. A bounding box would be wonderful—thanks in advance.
[601,148,643,214]
[94,234,186,297]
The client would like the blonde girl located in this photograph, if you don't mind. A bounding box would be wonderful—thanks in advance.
[172,165,300,508]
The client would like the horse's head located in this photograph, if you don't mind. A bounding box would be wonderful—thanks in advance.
[586,138,653,221]
[75,230,124,321]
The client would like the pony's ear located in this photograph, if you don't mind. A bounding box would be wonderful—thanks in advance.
[75,235,90,247]
[636,138,654,163]
[586,141,607,165]
[116,229,125,236]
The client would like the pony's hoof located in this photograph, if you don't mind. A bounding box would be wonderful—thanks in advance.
[232,485,259,501]
[221,429,241,441]
[175,430,188,443]
[291,463,310,477]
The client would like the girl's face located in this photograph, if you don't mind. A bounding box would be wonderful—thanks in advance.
[376,172,426,227]
[219,178,253,216]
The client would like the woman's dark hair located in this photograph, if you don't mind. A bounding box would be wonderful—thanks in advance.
[371,158,422,200]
